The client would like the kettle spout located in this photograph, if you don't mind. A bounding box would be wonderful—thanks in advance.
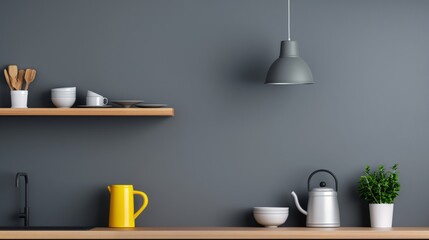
[291,191,307,215]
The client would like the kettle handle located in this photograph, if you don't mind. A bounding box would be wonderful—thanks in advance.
[307,169,338,191]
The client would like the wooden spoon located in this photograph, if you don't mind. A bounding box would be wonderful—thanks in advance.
[4,69,13,90]
[24,69,32,90]
[17,69,25,90]
[24,69,36,90]
[6,69,18,90]
[31,69,37,82]
[8,65,18,89]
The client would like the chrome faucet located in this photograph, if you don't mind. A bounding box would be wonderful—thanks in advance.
[15,172,29,227]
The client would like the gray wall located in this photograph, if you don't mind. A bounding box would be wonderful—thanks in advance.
[0,0,428,227]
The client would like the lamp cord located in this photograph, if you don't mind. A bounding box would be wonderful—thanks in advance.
[287,0,291,41]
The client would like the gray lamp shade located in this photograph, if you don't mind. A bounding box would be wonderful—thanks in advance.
[265,40,314,85]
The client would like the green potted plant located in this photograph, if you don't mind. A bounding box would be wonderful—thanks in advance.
[358,164,400,228]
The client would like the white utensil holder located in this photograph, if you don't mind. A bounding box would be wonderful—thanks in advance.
[11,90,28,108]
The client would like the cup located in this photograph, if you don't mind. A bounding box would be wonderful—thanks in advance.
[11,90,28,108]
[87,90,102,97]
[87,96,108,106]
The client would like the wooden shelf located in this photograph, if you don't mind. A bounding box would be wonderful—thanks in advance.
[1,227,429,239]
[0,108,174,116]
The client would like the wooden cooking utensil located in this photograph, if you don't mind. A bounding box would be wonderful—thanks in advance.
[24,69,36,90]
[11,79,19,90]
[31,69,37,82]
[17,69,25,90]
[8,65,18,88]
[24,69,31,83]
[7,69,19,90]
[4,69,13,90]
[7,65,18,80]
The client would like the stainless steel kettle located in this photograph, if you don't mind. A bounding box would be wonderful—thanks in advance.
[291,169,340,227]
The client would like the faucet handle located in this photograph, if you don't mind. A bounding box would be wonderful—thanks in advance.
[15,172,28,187]
[15,172,29,227]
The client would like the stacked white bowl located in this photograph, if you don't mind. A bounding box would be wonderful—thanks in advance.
[51,87,76,108]
[253,207,289,228]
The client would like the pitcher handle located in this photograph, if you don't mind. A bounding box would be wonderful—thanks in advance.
[133,190,149,219]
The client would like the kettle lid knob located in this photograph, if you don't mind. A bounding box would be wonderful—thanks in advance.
[308,169,338,192]
[320,181,326,188]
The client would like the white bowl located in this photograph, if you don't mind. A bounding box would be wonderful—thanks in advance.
[52,91,76,95]
[253,207,289,228]
[253,212,288,228]
[52,98,76,108]
[52,90,75,95]
[254,211,289,215]
[52,96,76,99]
[253,207,289,212]
[52,90,75,93]
[51,87,76,92]
[52,93,76,98]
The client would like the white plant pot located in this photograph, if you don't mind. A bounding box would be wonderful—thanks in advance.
[369,203,394,228]
[11,90,28,108]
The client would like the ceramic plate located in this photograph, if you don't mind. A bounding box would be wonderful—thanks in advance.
[77,105,113,108]
[135,103,167,108]
[111,100,144,108]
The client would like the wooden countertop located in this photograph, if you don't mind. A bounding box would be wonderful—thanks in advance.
[1,227,429,239]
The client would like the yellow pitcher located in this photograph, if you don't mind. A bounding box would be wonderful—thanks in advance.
[107,185,149,228]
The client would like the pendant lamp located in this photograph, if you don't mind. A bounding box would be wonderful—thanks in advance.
[265,0,314,85]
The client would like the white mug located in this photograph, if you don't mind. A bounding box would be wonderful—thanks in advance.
[87,96,108,106]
